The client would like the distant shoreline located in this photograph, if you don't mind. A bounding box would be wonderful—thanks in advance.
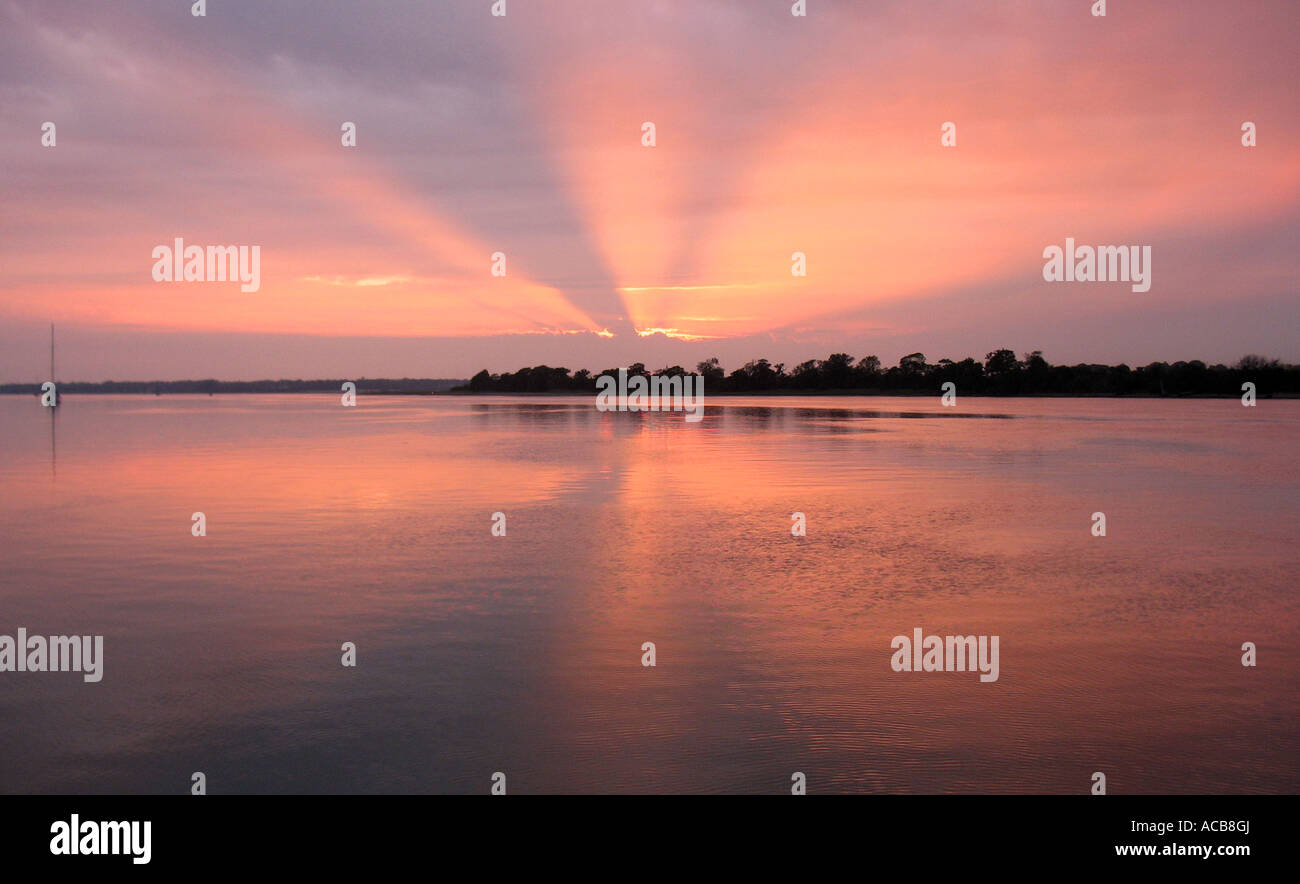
[0,379,465,396]
[4,349,1297,399]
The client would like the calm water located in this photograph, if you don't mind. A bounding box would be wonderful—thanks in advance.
[0,394,1296,794]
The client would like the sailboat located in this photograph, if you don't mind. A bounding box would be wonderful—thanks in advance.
[43,323,59,407]
[45,323,58,479]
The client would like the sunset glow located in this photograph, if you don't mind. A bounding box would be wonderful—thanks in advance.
[1,0,1296,379]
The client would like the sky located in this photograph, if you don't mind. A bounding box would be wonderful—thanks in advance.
[1,0,1297,382]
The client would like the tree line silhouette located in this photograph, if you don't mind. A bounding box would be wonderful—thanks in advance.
[11,353,1290,397]
[460,351,1299,396]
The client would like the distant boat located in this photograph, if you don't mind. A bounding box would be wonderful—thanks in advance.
[43,323,59,408]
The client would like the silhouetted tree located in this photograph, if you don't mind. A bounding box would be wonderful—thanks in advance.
[899,352,927,372]
[985,349,1018,376]
[856,355,882,380]
[696,358,725,385]
[822,353,855,388]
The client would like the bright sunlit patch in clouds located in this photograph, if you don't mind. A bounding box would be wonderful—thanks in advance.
[619,284,762,293]
[304,275,418,288]
[634,328,715,342]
